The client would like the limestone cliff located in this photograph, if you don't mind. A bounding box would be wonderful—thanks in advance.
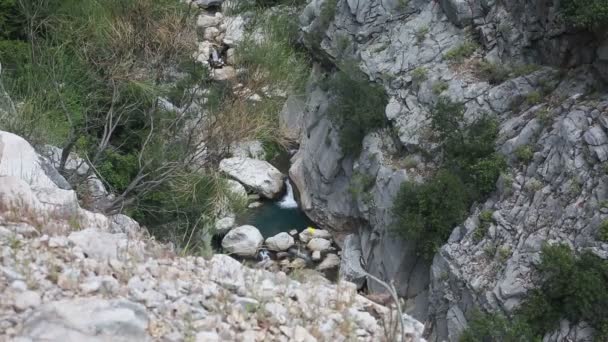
[285,0,608,340]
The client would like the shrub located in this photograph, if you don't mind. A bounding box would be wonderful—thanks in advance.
[324,61,388,156]
[349,171,376,198]
[393,97,504,257]
[411,67,428,85]
[475,61,510,85]
[525,91,542,106]
[444,41,477,63]
[236,12,310,93]
[598,220,608,242]
[432,80,449,95]
[459,310,540,342]
[393,170,469,259]
[560,0,608,30]
[473,210,494,243]
[415,26,429,43]
[462,244,608,341]
[518,244,608,339]
[515,145,534,163]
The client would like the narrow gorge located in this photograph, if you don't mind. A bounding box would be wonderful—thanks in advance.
[0,0,607,341]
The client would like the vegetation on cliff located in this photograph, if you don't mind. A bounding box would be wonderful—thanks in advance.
[393,97,505,258]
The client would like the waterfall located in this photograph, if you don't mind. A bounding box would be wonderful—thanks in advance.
[277,180,298,209]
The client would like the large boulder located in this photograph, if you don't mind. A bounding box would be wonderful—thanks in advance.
[307,237,331,252]
[221,225,264,257]
[298,228,332,243]
[17,298,149,342]
[219,157,285,199]
[265,232,295,251]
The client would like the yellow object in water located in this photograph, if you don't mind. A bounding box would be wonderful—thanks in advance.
[307,227,316,233]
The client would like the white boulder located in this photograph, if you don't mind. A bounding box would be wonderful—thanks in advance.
[265,232,295,251]
[307,238,331,252]
[219,157,285,199]
[221,225,263,257]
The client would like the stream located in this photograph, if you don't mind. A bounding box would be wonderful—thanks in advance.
[243,180,315,238]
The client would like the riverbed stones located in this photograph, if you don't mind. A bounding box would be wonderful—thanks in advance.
[221,225,263,257]
[219,157,285,199]
[307,238,331,252]
[265,232,295,251]
[312,251,321,261]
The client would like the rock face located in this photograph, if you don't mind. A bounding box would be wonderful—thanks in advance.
[221,225,264,256]
[0,129,426,341]
[220,157,285,199]
[291,0,608,340]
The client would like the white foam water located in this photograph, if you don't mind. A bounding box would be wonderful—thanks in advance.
[277,180,298,209]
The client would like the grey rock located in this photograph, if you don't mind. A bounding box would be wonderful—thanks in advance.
[220,157,285,199]
[194,0,224,9]
[221,225,264,257]
[307,238,331,252]
[14,291,41,311]
[316,254,340,271]
[265,232,295,251]
[18,298,149,342]
[215,216,236,235]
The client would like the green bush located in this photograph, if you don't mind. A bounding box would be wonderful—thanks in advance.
[393,97,504,257]
[393,170,468,258]
[324,62,388,156]
[599,220,608,242]
[411,67,428,85]
[415,26,429,43]
[560,0,608,30]
[515,145,534,163]
[475,61,510,85]
[349,171,376,198]
[519,244,608,339]
[459,310,540,342]
[462,244,608,341]
[444,41,478,63]
[432,80,449,95]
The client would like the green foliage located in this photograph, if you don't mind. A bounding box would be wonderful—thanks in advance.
[393,97,505,258]
[324,62,388,156]
[432,80,449,95]
[444,41,477,63]
[0,0,26,39]
[525,91,542,106]
[459,310,540,342]
[393,170,469,258]
[475,61,510,85]
[598,220,608,242]
[519,244,608,339]
[415,26,429,43]
[307,0,338,49]
[462,244,608,341]
[560,0,608,30]
[397,0,409,11]
[473,210,494,243]
[349,171,376,198]
[411,67,428,86]
[97,150,139,192]
[237,12,310,93]
[515,145,534,163]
